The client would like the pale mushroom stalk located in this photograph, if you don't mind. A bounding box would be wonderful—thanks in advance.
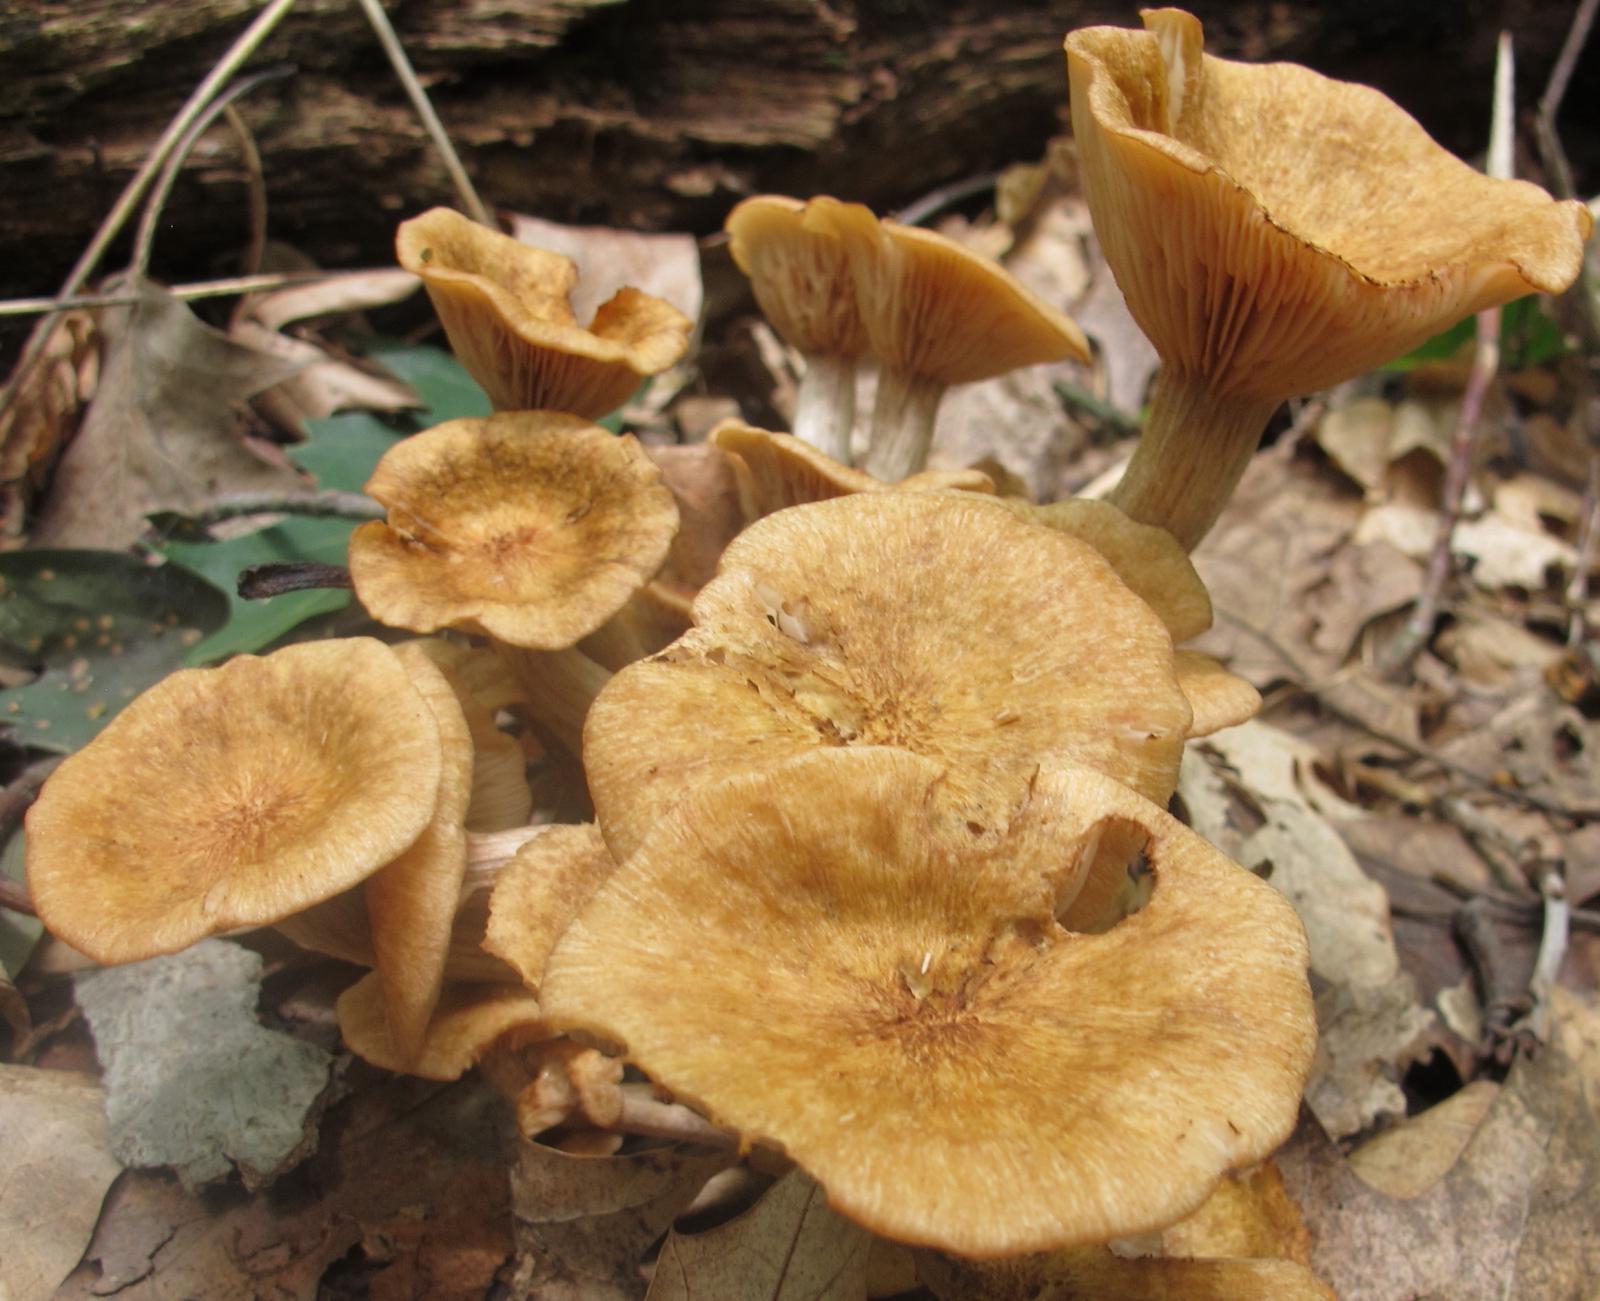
[791,352,857,463]
[861,367,945,481]
[1107,367,1280,550]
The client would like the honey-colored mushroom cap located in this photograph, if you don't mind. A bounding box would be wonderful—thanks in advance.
[337,973,545,1082]
[584,491,1190,860]
[396,207,692,418]
[1066,9,1593,549]
[541,749,1316,1256]
[1066,11,1591,401]
[349,412,678,649]
[26,638,442,964]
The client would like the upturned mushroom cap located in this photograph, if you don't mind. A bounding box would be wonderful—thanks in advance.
[708,421,994,522]
[996,497,1211,642]
[1066,10,1592,401]
[26,638,442,964]
[540,748,1316,1256]
[362,642,476,1062]
[395,207,692,418]
[725,195,867,362]
[348,412,678,649]
[584,491,1191,860]
[806,198,1091,388]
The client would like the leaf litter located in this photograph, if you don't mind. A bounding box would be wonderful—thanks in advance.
[3,71,1600,1301]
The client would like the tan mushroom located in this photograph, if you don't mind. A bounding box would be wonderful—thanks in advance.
[725,195,868,462]
[337,974,545,1082]
[1066,8,1594,549]
[709,420,994,523]
[349,411,677,649]
[584,491,1191,861]
[540,748,1316,1256]
[26,638,442,964]
[804,198,1091,481]
[396,207,692,418]
[483,823,617,996]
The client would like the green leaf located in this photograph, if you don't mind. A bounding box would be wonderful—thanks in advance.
[160,520,354,665]
[0,829,41,983]
[0,550,230,753]
[293,410,408,493]
[1383,296,1570,372]
[362,340,490,422]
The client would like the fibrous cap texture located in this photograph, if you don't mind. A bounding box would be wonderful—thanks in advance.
[541,748,1316,1256]
[349,411,678,649]
[27,638,442,964]
[583,491,1190,861]
[396,207,692,417]
[1065,9,1593,400]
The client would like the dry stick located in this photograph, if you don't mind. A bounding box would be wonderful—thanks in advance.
[131,67,293,279]
[1453,897,1529,1058]
[224,103,270,278]
[1524,862,1570,1041]
[0,757,63,918]
[237,561,354,599]
[180,489,384,529]
[1536,0,1600,651]
[1379,33,1514,679]
[353,0,490,226]
[0,270,401,319]
[0,0,301,422]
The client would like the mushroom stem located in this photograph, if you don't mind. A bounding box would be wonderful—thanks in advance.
[792,353,858,463]
[494,644,613,756]
[1106,367,1281,551]
[862,369,945,482]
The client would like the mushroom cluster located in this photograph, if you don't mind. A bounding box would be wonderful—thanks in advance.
[21,6,1592,1274]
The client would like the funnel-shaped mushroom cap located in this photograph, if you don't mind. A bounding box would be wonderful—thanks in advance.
[349,412,678,649]
[337,973,546,1081]
[708,421,994,521]
[396,208,692,418]
[26,639,442,964]
[541,749,1316,1255]
[1066,11,1593,400]
[806,198,1091,385]
[584,492,1190,860]
[726,195,867,360]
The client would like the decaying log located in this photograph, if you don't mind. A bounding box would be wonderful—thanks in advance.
[0,0,1591,331]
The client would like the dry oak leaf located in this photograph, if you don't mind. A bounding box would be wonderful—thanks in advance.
[1279,989,1600,1300]
[648,1171,870,1301]
[32,277,307,550]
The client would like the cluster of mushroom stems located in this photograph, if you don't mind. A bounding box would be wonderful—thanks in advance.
[24,7,1592,1269]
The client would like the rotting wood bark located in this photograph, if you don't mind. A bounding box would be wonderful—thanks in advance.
[0,0,1592,341]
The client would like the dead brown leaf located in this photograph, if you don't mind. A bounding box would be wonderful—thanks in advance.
[234,268,422,436]
[1279,990,1600,1299]
[648,1170,870,1301]
[510,1137,732,1299]
[32,277,307,550]
[0,1064,122,1301]
[0,309,99,542]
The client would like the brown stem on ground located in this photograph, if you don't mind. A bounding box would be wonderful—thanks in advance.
[1379,305,1502,678]
[1453,897,1530,1062]
[237,561,355,599]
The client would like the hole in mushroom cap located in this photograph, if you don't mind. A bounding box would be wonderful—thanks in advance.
[1057,816,1157,935]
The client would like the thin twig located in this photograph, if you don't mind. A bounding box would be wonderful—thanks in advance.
[1524,862,1569,1041]
[1379,33,1513,679]
[0,269,408,318]
[610,1084,738,1149]
[237,561,354,599]
[224,104,270,278]
[0,757,63,836]
[174,490,383,531]
[1453,897,1529,1059]
[893,170,1004,227]
[353,0,490,225]
[0,0,300,421]
[0,877,33,918]
[132,67,293,278]
[1536,0,1599,204]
